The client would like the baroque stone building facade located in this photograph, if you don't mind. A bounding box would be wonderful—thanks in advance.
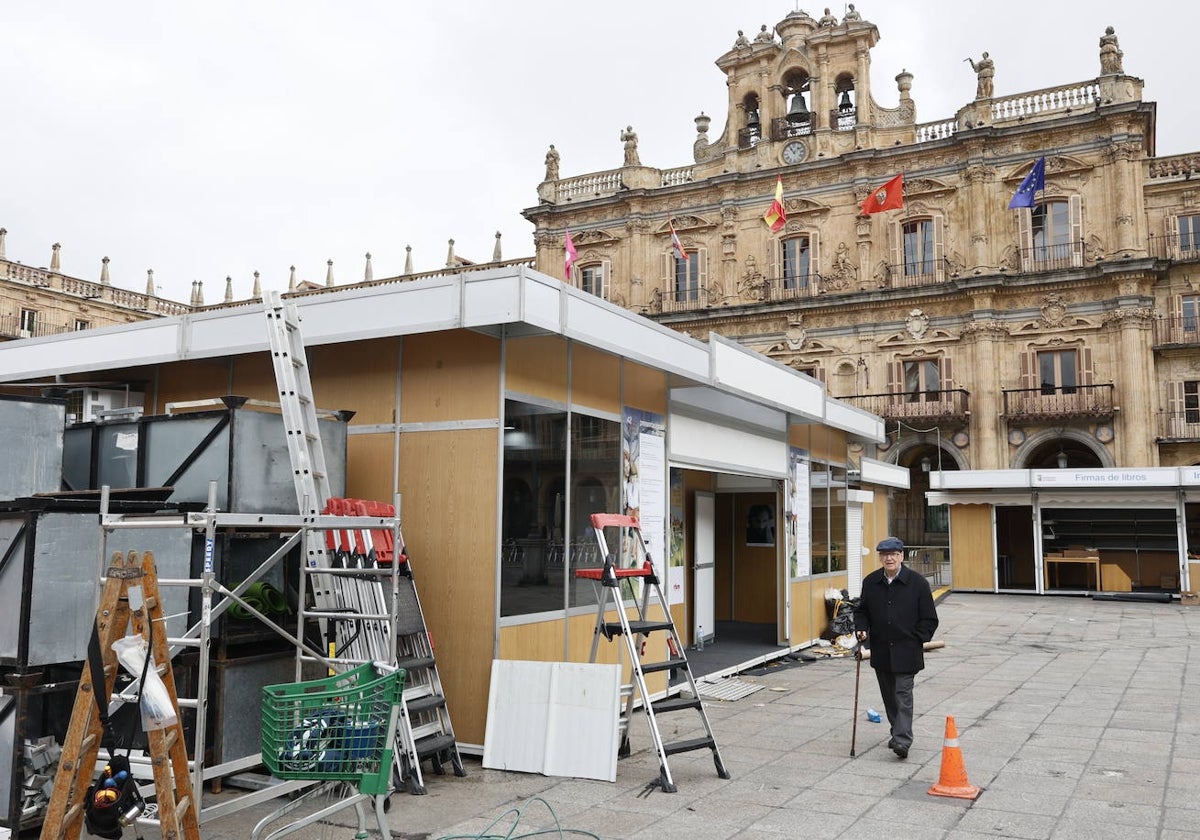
[524,7,1200,550]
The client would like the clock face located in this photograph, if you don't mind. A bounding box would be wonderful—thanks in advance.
[782,140,808,164]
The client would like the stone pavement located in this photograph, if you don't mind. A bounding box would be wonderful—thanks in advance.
[190,592,1198,839]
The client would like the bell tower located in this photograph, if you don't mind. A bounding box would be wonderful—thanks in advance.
[695,6,910,174]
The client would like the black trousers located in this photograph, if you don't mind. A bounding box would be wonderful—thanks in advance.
[874,670,916,749]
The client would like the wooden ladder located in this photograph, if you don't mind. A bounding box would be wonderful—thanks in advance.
[39,550,200,840]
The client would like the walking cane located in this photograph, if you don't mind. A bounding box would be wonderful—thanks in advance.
[850,646,862,757]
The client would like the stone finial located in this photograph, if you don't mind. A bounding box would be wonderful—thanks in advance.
[224,275,234,303]
[446,238,456,268]
[364,252,373,282]
[146,269,155,297]
[0,228,7,259]
[288,265,297,291]
[493,232,502,262]
[252,270,261,299]
[196,280,204,306]
[50,243,61,272]
[189,280,198,306]
[100,256,111,285]
[404,245,413,275]
[325,259,335,287]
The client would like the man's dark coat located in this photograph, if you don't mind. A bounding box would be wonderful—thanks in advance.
[853,564,939,673]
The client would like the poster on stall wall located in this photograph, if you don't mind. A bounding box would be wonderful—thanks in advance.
[667,469,685,605]
[622,407,666,575]
[788,447,811,579]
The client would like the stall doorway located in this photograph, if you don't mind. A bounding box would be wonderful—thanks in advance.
[996,505,1036,590]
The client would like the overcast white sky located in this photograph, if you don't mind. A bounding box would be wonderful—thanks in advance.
[2,2,1193,304]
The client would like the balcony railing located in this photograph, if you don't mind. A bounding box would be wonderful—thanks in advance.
[769,116,813,140]
[0,313,68,339]
[844,389,970,424]
[880,257,951,289]
[1158,410,1200,441]
[737,126,763,149]
[1018,241,1085,272]
[1147,231,1200,263]
[1002,383,1115,421]
[657,286,711,313]
[1152,315,1200,347]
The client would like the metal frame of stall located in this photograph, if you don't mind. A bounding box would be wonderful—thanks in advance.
[93,483,403,827]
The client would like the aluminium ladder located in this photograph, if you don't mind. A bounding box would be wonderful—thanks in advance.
[577,513,729,793]
[264,292,463,795]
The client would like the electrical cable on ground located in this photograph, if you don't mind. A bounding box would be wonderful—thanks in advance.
[434,795,602,840]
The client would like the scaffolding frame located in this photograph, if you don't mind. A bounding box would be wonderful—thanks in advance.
[93,482,402,827]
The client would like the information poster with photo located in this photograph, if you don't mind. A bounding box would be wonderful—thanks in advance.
[787,447,811,579]
[622,407,666,574]
[667,469,685,605]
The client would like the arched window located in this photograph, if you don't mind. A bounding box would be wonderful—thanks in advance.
[834,73,856,130]
[775,70,812,138]
[739,93,762,149]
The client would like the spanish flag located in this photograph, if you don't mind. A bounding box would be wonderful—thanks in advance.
[763,176,786,232]
[861,174,904,215]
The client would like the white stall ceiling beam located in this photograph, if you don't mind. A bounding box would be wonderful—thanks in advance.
[669,410,787,477]
[860,457,910,490]
[708,333,824,423]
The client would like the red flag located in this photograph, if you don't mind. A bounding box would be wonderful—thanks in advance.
[669,219,688,261]
[564,229,578,279]
[861,174,904,215]
[763,176,786,232]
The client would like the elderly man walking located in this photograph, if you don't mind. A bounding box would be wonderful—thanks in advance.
[854,537,939,759]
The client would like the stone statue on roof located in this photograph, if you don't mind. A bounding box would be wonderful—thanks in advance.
[753,24,773,43]
[817,7,838,27]
[733,29,750,48]
[1099,26,1124,75]
[844,4,861,22]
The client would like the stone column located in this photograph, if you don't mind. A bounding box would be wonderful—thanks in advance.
[1105,306,1157,465]
[962,317,1007,469]
[1107,142,1147,258]
[961,163,995,273]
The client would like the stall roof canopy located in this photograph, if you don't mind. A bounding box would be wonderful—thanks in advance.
[0,265,884,442]
[930,466,1200,499]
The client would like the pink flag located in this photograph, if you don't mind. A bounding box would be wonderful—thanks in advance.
[564,229,578,279]
[669,220,688,261]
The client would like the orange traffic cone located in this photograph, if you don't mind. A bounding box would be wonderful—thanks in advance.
[927,715,980,800]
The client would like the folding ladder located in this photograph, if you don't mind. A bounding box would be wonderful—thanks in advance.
[326,499,465,794]
[577,513,729,793]
[264,293,463,794]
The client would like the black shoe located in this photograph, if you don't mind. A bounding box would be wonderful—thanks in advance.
[893,745,909,759]
[887,738,896,750]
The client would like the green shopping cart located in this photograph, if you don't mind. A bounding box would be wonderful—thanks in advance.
[253,661,406,840]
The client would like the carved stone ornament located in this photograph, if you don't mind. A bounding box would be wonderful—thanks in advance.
[905,308,929,339]
[740,255,769,301]
[784,317,807,350]
[1040,294,1067,326]
[1101,306,1156,326]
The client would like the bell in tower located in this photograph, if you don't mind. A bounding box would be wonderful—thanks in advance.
[786,92,810,124]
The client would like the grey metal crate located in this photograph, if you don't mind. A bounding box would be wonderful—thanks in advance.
[0,396,65,502]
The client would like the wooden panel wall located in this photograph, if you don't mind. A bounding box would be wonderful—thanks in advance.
[310,338,399,425]
[346,434,396,501]
[228,353,277,403]
[789,424,847,463]
[402,331,500,423]
[1190,561,1199,593]
[789,579,813,644]
[731,493,778,623]
[152,359,232,412]
[622,361,667,414]
[505,336,567,403]
[571,345,620,415]
[950,504,995,590]
[399,428,498,745]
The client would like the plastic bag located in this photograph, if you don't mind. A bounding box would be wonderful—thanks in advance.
[111,635,178,731]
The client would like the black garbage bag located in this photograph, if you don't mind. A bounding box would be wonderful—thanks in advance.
[822,590,858,639]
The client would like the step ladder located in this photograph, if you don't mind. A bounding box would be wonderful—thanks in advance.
[325,499,466,794]
[577,513,729,793]
[39,550,200,840]
[264,293,463,794]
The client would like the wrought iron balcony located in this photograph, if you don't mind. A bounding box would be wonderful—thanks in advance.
[769,116,813,140]
[737,126,763,150]
[0,312,67,340]
[1157,410,1200,442]
[1147,231,1200,263]
[879,257,952,289]
[1002,383,1114,421]
[844,389,970,424]
[1016,241,1085,272]
[654,285,711,314]
[1152,315,1200,347]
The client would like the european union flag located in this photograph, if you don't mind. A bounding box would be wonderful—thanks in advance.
[1008,157,1046,209]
